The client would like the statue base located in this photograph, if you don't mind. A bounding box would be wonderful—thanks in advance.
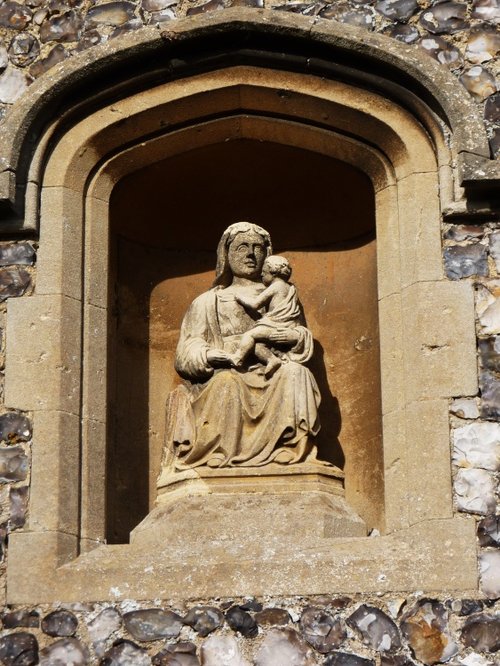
[132,463,366,549]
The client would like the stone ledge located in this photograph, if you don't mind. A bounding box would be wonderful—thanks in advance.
[7,517,478,603]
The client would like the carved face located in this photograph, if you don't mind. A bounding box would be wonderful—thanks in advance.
[227,231,267,280]
[261,263,274,286]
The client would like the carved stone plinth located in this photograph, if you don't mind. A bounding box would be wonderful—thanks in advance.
[133,464,366,550]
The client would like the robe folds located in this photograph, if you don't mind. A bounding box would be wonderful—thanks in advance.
[166,288,321,469]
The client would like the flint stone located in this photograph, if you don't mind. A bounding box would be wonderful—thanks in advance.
[230,0,264,6]
[324,653,374,666]
[478,515,500,547]
[420,2,468,34]
[2,608,39,628]
[329,597,352,609]
[0,412,31,443]
[255,608,291,626]
[39,638,90,665]
[239,599,263,612]
[0,446,28,483]
[152,642,199,666]
[419,36,461,67]
[109,19,143,38]
[300,606,345,653]
[375,0,418,21]
[380,658,416,666]
[76,30,103,51]
[30,44,68,77]
[101,639,152,665]
[9,485,28,528]
[384,23,419,43]
[476,282,500,334]
[33,8,47,24]
[199,635,250,666]
[452,422,500,471]
[48,0,83,10]
[444,244,488,279]
[479,336,500,372]
[86,2,136,26]
[273,3,321,14]
[0,45,8,72]
[88,607,122,644]
[445,225,485,242]
[8,34,39,67]
[386,598,406,619]
[40,10,83,43]
[0,631,38,666]
[148,6,176,19]
[42,609,78,637]
[489,230,500,269]
[255,628,316,666]
[490,129,500,158]
[0,522,7,558]
[472,0,500,22]
[142,0,176,9]
[457,654,495,666]
[461,614,500,652]
[447,599,484,616]
[450,398,480,419]
[347,605,401,652]
[225,605,258,637]
[0,67,29,104]
[401,600,458,665]
[466,24,500,64]
[320,4,374,28]
[123,609,183,641]
[455,468,497,514]
[0,2,32,29]
[183,606,223,637]
[0,266,31,299]
[480,371,500,419]
[460,67,497,101]
[479,551,500,599]
[186,0,225,15]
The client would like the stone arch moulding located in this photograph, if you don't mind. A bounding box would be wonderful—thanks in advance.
[2,10,496,603]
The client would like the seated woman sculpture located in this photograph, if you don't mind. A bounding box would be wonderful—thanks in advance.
[164,221,324,471]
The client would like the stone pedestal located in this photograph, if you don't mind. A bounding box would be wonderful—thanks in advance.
[132,464,366,550]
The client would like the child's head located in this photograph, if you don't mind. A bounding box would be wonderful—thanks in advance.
[262,255,292,285]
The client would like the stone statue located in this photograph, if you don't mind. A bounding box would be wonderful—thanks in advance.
[162,221,328,477]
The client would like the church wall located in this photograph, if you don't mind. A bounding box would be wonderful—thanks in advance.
[0,2,498,665]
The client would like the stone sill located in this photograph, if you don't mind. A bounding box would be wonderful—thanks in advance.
[7,517,477,603]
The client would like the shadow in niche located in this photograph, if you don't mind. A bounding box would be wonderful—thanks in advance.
[309,340,344,469]
[106,242,217,544]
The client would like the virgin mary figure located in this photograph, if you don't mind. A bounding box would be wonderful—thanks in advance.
[163,222,326,474]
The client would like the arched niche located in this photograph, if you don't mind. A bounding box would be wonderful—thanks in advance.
[108,136,380,543]
[3,16,486,601]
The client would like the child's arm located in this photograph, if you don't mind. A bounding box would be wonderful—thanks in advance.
[235,283,278,310]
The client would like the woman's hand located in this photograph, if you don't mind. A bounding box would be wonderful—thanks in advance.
[268,328,300,346]
[207,349,234,367]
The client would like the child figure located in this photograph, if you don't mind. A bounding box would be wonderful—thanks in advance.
[231,255,301,377]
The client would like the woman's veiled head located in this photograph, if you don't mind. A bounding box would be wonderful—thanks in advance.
[214,222,272,287]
